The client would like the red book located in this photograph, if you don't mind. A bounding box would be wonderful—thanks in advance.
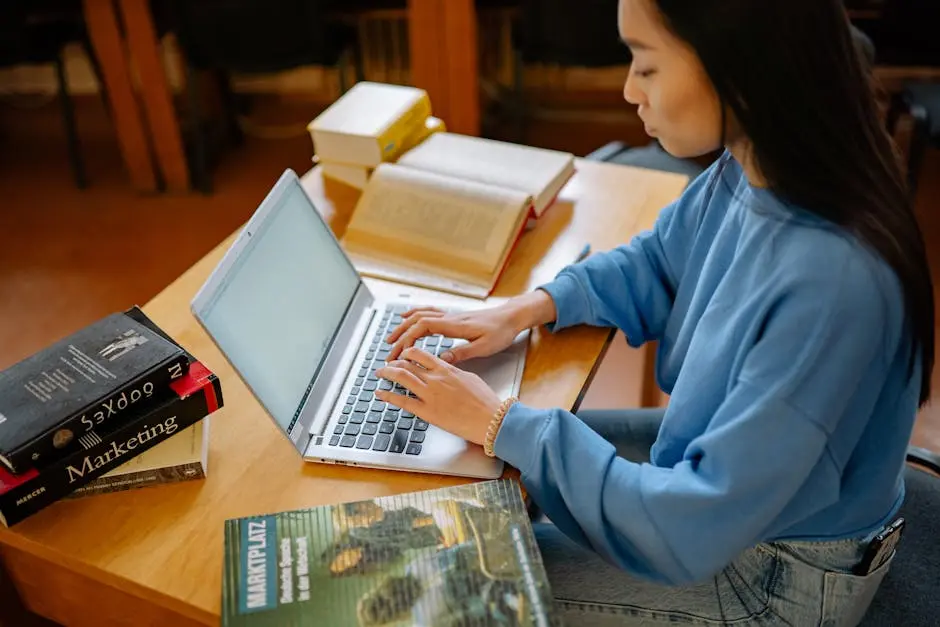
[0,362,222,527]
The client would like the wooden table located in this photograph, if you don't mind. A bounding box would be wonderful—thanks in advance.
[82,0,482,194]
[0,161,687,626]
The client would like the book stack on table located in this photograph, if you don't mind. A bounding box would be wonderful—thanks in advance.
[0,306,223,527]
[308,81,446,191]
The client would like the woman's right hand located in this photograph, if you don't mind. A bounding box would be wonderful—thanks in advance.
[385,290,557,364]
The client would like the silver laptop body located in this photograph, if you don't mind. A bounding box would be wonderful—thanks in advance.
[191,169,527,479]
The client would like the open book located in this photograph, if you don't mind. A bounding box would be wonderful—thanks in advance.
[397,132,575,218]
[342,134,575,299]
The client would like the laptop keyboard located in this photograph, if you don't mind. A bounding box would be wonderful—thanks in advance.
[327,304,454,456]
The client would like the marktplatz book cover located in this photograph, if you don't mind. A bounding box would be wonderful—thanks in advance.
[221,479,560,626]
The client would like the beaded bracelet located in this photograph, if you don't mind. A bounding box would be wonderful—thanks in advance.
[483,396,519,457]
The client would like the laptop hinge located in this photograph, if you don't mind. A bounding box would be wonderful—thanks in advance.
[302,285,377,441]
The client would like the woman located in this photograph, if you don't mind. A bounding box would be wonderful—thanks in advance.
[374,0,935,624]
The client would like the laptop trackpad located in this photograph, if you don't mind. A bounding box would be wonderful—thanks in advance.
[453,330,528,400]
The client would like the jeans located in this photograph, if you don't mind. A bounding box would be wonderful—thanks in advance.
[533,409,895,626]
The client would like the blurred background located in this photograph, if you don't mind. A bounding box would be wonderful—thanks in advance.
[0,0,938,451]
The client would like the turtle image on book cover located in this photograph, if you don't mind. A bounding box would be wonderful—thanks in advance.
[322,497,539,627]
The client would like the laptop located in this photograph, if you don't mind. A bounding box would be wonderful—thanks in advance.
[190,169,528,479]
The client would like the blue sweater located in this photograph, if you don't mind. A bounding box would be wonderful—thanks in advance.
[494,153,919,585]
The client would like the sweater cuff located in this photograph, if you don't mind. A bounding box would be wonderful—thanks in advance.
[538,273,591,332]
[492,402,549,473]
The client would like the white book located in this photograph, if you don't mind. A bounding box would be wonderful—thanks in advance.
[307,82,431,167]
[68,417,210,497]
[395,132,575,218]
[322,162,372,190]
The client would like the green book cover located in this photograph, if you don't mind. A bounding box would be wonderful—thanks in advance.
[221,479,560,627]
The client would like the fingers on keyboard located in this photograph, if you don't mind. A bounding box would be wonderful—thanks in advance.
[328,305,451,455]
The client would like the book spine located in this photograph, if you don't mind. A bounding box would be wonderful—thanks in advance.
[5,352,190,473]
[387,108,441,161]
[380,93,432,162]
[0,375,219,527]
[68,460,206,498]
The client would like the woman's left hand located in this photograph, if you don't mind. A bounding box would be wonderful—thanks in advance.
[374,347,501,446]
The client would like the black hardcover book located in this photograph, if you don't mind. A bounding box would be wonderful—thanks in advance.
[124,305,181,348]
[0,362,223,527]
[0,309,189,474]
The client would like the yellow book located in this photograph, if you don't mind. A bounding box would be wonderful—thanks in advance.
[318,117,448,191]
[392,115,447,160]
[307,82,431,168]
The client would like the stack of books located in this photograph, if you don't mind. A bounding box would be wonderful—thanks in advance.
[307,81,446,191]
[0,307,223,527]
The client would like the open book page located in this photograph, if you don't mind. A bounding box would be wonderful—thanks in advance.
[396,132,575,217]
[343,163,532,289]
[346,251,493,299]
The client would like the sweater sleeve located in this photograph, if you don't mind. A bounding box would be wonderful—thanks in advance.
[494,258,894,585]
[538,157,725,346]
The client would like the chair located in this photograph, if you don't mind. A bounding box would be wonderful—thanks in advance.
[513,0,625,68]
[851,22,877,73]
[860,0,940,198]
[493,0,625,141]
[861,446,940,626]
[861,0,940,68]
[162,0,361,193]
[885,84,939,198]
[0,2,104,189]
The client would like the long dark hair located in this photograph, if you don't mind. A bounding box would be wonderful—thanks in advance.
[653,0,935,405]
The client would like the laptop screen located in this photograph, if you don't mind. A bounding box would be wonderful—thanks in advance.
[195,175,361,432]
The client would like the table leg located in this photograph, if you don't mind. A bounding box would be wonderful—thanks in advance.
[442,0,480,136]
[0,557,49,627]
[0,558,22,626]
[118,0,191,192]
[408,0,448,118]
[408,0,480,137]
[1,544,207,627]
[82,0,158,192]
